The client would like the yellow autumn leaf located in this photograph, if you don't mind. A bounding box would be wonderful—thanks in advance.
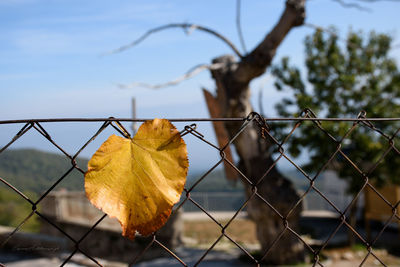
[84,119,188,239]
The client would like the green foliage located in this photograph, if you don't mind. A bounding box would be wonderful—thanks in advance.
[0,187,40,232]
[272,29,400,193]
[0,149,88,231]
[0,149,88,194]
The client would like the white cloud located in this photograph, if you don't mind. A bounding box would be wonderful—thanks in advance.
[4,1,188,56]
[0,0,37,6]
[9,25,135,55]
[22,2,181,25]
[13,30,76,54]
[0,72,40,81]
[9,24,196,56]
[0,80,207,120]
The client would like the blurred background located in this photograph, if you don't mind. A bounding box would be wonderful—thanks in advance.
[1,1,400,266]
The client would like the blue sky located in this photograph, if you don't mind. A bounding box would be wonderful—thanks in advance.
[1,0,400,170]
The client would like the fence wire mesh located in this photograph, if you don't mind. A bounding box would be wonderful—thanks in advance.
[0,110,399,266]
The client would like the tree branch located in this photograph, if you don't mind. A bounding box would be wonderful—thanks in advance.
[331,0,372,12]
[236,0,247,53]
[116,62,225,90]
[331,0,400,12]
[104,23,243,58]
[258,77,269,116]
[234,0,306,84]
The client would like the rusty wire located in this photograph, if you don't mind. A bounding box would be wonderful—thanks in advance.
[0,112,399,267]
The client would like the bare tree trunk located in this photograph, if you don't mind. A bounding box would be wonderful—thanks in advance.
[205,0,307,264]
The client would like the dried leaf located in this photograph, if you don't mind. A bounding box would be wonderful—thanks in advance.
[85,119,188,239]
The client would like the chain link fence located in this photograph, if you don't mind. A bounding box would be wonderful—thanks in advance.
[0,111,399,266]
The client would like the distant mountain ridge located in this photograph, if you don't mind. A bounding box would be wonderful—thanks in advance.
[0,149,308,195]
[0,149,88,194]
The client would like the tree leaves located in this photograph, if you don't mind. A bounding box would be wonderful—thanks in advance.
[85,119,188,239]
[272,29,400,192]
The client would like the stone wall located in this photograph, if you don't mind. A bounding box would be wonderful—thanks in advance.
[39,191,183,262]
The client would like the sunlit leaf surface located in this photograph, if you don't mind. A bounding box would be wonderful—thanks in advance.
[85,119,188,239]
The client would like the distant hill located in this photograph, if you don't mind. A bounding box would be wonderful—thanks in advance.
[0,148,309,195]
[187,169,244,192]
[0,149,88,194]
[0,148,244,194]
[187,167,309,192]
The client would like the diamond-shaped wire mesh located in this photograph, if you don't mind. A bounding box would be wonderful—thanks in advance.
[0,112,399,266]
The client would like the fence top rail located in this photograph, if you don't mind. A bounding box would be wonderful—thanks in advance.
[1,117,400,124]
